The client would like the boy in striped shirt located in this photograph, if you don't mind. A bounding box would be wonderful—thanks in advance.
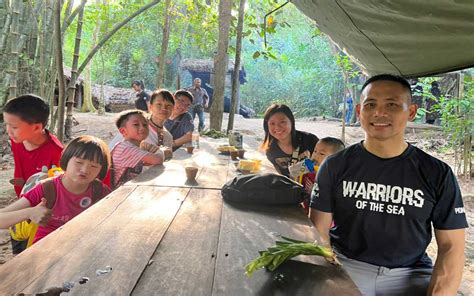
[111,110,164,189]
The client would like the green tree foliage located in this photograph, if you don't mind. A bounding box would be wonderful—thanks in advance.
[60,1,346,118]
[63,0,219,91]
[240,3,344,117]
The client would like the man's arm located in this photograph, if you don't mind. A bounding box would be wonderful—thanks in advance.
[309,209,332,246]
[173,131,192,148]
[428,228,465,295]
[203,89,209,108]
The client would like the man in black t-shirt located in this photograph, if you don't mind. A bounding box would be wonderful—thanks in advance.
[310,74,467,295]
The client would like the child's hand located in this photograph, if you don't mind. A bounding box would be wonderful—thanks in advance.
[162,147,173,160]
[29,198,52,226]
[140,141,160,153]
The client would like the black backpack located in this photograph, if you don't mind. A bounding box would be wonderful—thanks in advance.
[221,173,308,205]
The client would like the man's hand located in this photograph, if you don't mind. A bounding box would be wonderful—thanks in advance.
[428,228,465,295]
[28,198,51,226]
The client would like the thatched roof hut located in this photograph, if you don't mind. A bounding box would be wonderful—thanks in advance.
[91,84,136,112]
[180,58,247,84]
[179,58,249,115]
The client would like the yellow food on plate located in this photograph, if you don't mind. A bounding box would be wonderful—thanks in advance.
[238,159,261,172]
[217,145,237,153]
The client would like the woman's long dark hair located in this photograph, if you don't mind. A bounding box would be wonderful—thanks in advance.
[260,104,297,151]
[132,80,145,90]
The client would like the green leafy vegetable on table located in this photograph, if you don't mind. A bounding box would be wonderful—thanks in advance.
[245,236,340,277]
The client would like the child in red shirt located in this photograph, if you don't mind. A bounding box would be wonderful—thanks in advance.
[0,135,111,244]
[3,94,63,253]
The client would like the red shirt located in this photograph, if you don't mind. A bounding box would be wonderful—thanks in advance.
[11,130,63,196]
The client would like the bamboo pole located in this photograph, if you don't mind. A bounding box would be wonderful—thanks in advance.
[64,0,86,140]
[54,0,66,142]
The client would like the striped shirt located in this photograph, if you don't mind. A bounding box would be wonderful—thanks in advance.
[111,141,152,189]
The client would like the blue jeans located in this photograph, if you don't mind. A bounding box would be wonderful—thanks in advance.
[190,104,205,132]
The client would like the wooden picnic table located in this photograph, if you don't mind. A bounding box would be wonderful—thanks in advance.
[0,137,360,295]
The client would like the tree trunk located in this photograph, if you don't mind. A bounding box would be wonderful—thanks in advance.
[0,0,10,105]
[82,68,95,113]
[17,2,33,93]
[99,51,106,115]
[210,0,232,131]
[227,0,246,133]
[7,1,22,99]
[156,0,171,89]
[61,0,86,36]
[82,0,101,114]
[62,0,74,30]
[76,0,161,78]
[54,0,66,142]
[27,0,42,62]
[0,2,11,57]
[65,0,86,140]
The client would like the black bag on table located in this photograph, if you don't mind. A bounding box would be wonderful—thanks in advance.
[221,173,308,205]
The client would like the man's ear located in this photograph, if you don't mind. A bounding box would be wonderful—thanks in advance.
[408,104,417,121]
[355,104,361,118]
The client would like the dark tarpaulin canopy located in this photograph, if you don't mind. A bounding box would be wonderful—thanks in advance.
[291,0,474,77]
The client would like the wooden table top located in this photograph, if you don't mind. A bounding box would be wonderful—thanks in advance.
[0,137,360,295]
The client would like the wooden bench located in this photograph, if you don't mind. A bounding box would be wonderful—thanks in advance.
[0,137,360,295]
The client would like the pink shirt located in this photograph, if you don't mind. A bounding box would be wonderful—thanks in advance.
[23,175,111,243]
[11,130,63,196]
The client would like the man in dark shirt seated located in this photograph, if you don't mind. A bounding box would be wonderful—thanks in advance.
[309,74,467,295]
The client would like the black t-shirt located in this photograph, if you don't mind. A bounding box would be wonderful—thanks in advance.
[266,130,318,177]
[135,91,150,111]
[310,142,468,268]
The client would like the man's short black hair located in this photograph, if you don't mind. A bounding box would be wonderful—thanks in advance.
[319,137,345,153]
[361,74,412,101]
[3,94,50,127]
[115,109,146,129]
[174,89,193,103]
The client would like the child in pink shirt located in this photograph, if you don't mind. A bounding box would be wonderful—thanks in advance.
[0,135,111,244]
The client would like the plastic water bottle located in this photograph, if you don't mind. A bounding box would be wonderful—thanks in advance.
[192,131,200,148]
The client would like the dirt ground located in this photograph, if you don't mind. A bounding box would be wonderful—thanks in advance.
[0,111,472,294]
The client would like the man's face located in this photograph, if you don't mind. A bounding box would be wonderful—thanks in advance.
[3,112,42,143]
[311,142,335,166]
[356,80,416,142]
[194,79,201,88]
[174,95,192,115]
